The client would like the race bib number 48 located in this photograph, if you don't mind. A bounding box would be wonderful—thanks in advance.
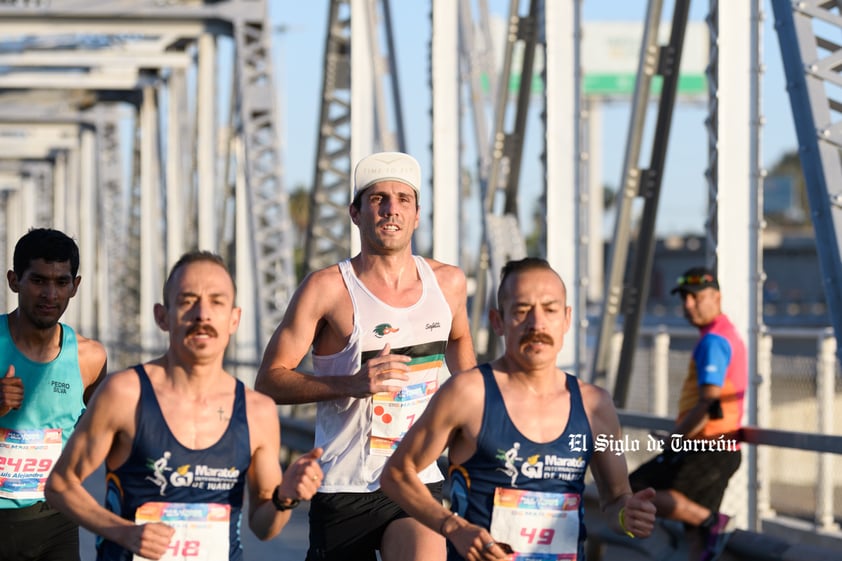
[133,502,230,561]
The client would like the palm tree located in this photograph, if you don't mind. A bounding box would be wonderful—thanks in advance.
[288,184,310,279]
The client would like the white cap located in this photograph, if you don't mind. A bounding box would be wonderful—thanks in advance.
[353,152,421,202]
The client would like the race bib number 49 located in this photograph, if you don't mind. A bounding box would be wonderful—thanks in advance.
[488,488,581,560]
[133,502,230,561]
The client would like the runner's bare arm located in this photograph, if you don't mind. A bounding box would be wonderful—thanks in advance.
[381,379,462,526]
[245,391,322,540]
[672,383,722,438]
[77,334,107,403]
[46,369,176,559]
[0,364,23,415]
[381,370,498,557]
[582,382,656,539]
[432,261,477,375]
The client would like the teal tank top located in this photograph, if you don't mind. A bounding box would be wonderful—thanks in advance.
[0,314,84,509]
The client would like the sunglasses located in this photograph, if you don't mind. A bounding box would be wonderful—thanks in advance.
[676,273,714,286]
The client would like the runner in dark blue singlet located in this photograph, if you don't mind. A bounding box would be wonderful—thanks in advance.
[447,365,594,559]
[382,258,657,560]
[46,252,323,561]
[95,364,252,561]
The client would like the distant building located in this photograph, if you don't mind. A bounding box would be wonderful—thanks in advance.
[643,233,827,327]
[764,175,806,224]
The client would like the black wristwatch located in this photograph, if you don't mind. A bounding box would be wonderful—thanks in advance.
[272,486,300,511]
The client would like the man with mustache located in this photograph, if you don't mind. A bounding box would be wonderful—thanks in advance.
[256,152,476,561]
[629,267,746,561]
[0,228,107,561]
[46,251,323,560]
[381,257,656,560]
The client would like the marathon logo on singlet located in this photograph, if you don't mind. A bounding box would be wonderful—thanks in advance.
[145,452,241,496]
[50,380,71,394]
[496,442,588,487]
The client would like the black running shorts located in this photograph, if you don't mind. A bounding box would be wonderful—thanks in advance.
[306,482,443,561]
[629,448,742,512]
[0,505,79,561]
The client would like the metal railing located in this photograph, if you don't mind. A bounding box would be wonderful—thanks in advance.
[277,323,842,543]
[620,324,842,538]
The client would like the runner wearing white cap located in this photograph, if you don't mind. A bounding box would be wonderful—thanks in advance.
[256,151,476,561]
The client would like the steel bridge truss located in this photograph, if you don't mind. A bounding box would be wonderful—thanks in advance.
[771,0,842,365]
[0,0,293,371]
[304,0,405,273]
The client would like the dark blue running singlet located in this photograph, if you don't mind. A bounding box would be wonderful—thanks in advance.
[447,364,594,560]
[97,365,252,561]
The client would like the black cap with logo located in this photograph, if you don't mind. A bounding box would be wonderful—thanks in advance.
[670,266,719,295]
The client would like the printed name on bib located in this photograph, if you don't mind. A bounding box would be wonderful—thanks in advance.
[489,488,580,560]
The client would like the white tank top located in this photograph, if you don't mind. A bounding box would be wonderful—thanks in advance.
[311,256,453,492]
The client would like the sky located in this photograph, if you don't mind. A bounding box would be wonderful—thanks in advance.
[270,1,797,241]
